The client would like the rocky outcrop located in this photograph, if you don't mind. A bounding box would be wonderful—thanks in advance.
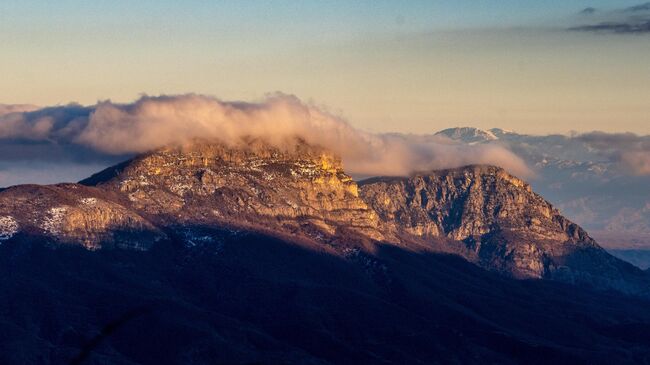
[0,141,647,295]
[81,139,386,242]
[359,166,645,292]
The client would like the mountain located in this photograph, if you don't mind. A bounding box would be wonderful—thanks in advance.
[81,139,388,243]
[1,139,650,364]
[1,139,645,292]
[435,127,498,144]
[435,127,650,254]
[359,166,647,294]
[609,249,650,270]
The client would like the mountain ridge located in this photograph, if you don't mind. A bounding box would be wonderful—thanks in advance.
[2,139,650,364]
[435,127,650,255]
[0,139,647,296]
[358,165,649,295]
[435,127,498,144]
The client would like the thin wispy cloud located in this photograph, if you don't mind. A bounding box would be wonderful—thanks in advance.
[579,7,597,15]
[569,21,650,34]
[568,2,650,34]
[625,2,650,12]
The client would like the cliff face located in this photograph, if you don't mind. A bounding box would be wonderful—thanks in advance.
[359,166,643,289]
[359,166,586,277]
[0,141,646,295]
[82,140,386,242]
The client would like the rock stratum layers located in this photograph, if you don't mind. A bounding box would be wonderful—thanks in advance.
[0,139,647,295]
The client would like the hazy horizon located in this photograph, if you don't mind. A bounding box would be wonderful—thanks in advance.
[2,0,649,135]
[1,1,648,239]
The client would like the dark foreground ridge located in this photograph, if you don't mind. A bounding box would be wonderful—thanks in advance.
[1,140,649,364]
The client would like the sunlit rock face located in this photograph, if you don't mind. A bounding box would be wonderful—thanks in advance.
[81,139,386,242]
[0,185,163,250]
[0,139,646,295]
[359,165,613,280]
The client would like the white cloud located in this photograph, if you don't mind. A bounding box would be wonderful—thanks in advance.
[0,94,533,179]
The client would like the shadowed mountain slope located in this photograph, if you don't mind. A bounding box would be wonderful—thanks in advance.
[2,232,650,364]
[1,139,650,363]
[1,140,647,295]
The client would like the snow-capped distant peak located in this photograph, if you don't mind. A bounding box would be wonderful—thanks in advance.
[434,127,498,144]
[488,128,517,137]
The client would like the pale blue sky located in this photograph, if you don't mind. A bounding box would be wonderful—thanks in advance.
[1,0,649,134]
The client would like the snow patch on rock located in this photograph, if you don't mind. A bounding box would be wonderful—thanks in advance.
[80,197,98,206]
[43,207,68,235]
[0,216,19,241]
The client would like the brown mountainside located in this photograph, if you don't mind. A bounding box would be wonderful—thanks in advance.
[0,140,647,295]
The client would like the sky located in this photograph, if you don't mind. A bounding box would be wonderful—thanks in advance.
[1,0,649,135]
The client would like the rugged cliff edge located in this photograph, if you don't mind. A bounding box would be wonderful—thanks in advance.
[359,166,647,294]
[80,140,387,243]
[0,140,647,296]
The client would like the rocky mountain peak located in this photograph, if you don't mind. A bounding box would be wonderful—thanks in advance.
[361,165,520,239]
[3,145,650,365]
[82,138,383,242]
[0,139,646,295]
[82,138,342,184]
[488,128,518,138]
[359,165,612,280]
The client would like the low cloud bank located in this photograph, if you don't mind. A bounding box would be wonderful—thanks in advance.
[0,94,531,179]
[0,104,39,117]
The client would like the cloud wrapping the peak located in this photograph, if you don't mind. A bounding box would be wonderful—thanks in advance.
[77,94,360,156]
[0,94,532,179]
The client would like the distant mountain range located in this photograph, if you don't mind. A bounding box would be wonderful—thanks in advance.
[435,127,650,259]
[1,139,650,363]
